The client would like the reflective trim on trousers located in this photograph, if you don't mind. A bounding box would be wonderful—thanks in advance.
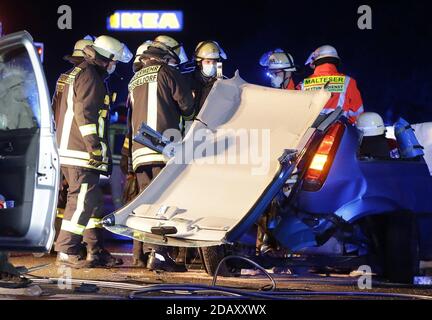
[60,220,86,235]
[70,183,88,225]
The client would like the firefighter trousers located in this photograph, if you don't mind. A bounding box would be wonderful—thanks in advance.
[55,167,105,255]
[132,164,178,258]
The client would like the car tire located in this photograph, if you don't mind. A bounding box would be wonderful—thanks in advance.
[199,245,230,277]
[384,212,419,284]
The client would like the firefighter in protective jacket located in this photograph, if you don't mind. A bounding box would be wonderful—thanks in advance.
[53,35,132,268]
[124,35,195,271]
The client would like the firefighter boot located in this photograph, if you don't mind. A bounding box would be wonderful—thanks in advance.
[86,248,123,267]
[146,249,187,272]
[56,252,93,269]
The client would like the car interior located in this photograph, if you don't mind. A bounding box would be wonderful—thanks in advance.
[0,44,40,237]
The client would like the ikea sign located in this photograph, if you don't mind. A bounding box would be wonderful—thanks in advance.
[107,11,183,31]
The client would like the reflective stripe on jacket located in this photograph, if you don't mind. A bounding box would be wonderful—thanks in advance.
[297,63,364,122]
[53,61,112,174]
[124,60,195,171]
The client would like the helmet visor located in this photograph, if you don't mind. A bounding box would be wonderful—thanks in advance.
[259,51,273,67]
[177,45,188,65]
[213,41,227,60]
[116,43,133,63]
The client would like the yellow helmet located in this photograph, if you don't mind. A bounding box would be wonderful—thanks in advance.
[194,41,227,61]
[72,39,94,57]
[152,35,188,64]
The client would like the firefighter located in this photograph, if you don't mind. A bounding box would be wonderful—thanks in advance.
[185,40,227,114]
[259,49,296,89]
[54,35,132,268]
[53,37,95,234]
[124,35,194,271]
[124,40,153,267]
[357,112,399,158]
[298,45,364,122]
[132,40,153,73]
[257,49,297,255]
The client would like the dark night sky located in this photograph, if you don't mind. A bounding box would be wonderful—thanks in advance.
[0,0,431,124]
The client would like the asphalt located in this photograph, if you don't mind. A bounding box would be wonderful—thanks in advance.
[3,241,432,300]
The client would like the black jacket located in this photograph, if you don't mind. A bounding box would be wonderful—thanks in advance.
[184,68,217,114]
[124,59,194,171]
[53,60,113,175]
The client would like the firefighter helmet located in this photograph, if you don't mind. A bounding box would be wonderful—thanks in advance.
[72,39,94,57]
[259,49,296,71]
[357,112,386,137]
[194,41,227,61]
[92,35,132,63]
[134,40,153,64]
[152,35,188,64]
[305,45,340,66]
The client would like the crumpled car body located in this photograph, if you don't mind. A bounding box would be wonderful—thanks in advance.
[103,72,330,247]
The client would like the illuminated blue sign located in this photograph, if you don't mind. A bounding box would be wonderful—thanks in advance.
[107,11,183,31]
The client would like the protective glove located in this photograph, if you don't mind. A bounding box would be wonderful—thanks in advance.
[88,150,103,169]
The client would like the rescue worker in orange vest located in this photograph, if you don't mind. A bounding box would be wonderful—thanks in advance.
[259,49,296,90]
[298,45,364,122]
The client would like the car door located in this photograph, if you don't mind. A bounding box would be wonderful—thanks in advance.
[0,31,59,252]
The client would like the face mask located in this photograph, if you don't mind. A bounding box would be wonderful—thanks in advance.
[270,73,284,88]
[107,63,116,75]
[202,63,217,77]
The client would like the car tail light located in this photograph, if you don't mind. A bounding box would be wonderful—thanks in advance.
[303,122,345,191]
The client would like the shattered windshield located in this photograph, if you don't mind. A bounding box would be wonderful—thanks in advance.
[0,45,40,130]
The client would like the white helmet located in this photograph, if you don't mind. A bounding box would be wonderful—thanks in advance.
[92,35,132,63]
[259,49,296,71]
[357,112,386,137]
[194,41,227,61]
[134,40,153,64]
[305,45,340,66]
[72,38,94,57]
[152,35,188,64]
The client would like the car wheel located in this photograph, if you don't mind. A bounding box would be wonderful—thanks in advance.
[384,212,419,284]
[199,245,230,276]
